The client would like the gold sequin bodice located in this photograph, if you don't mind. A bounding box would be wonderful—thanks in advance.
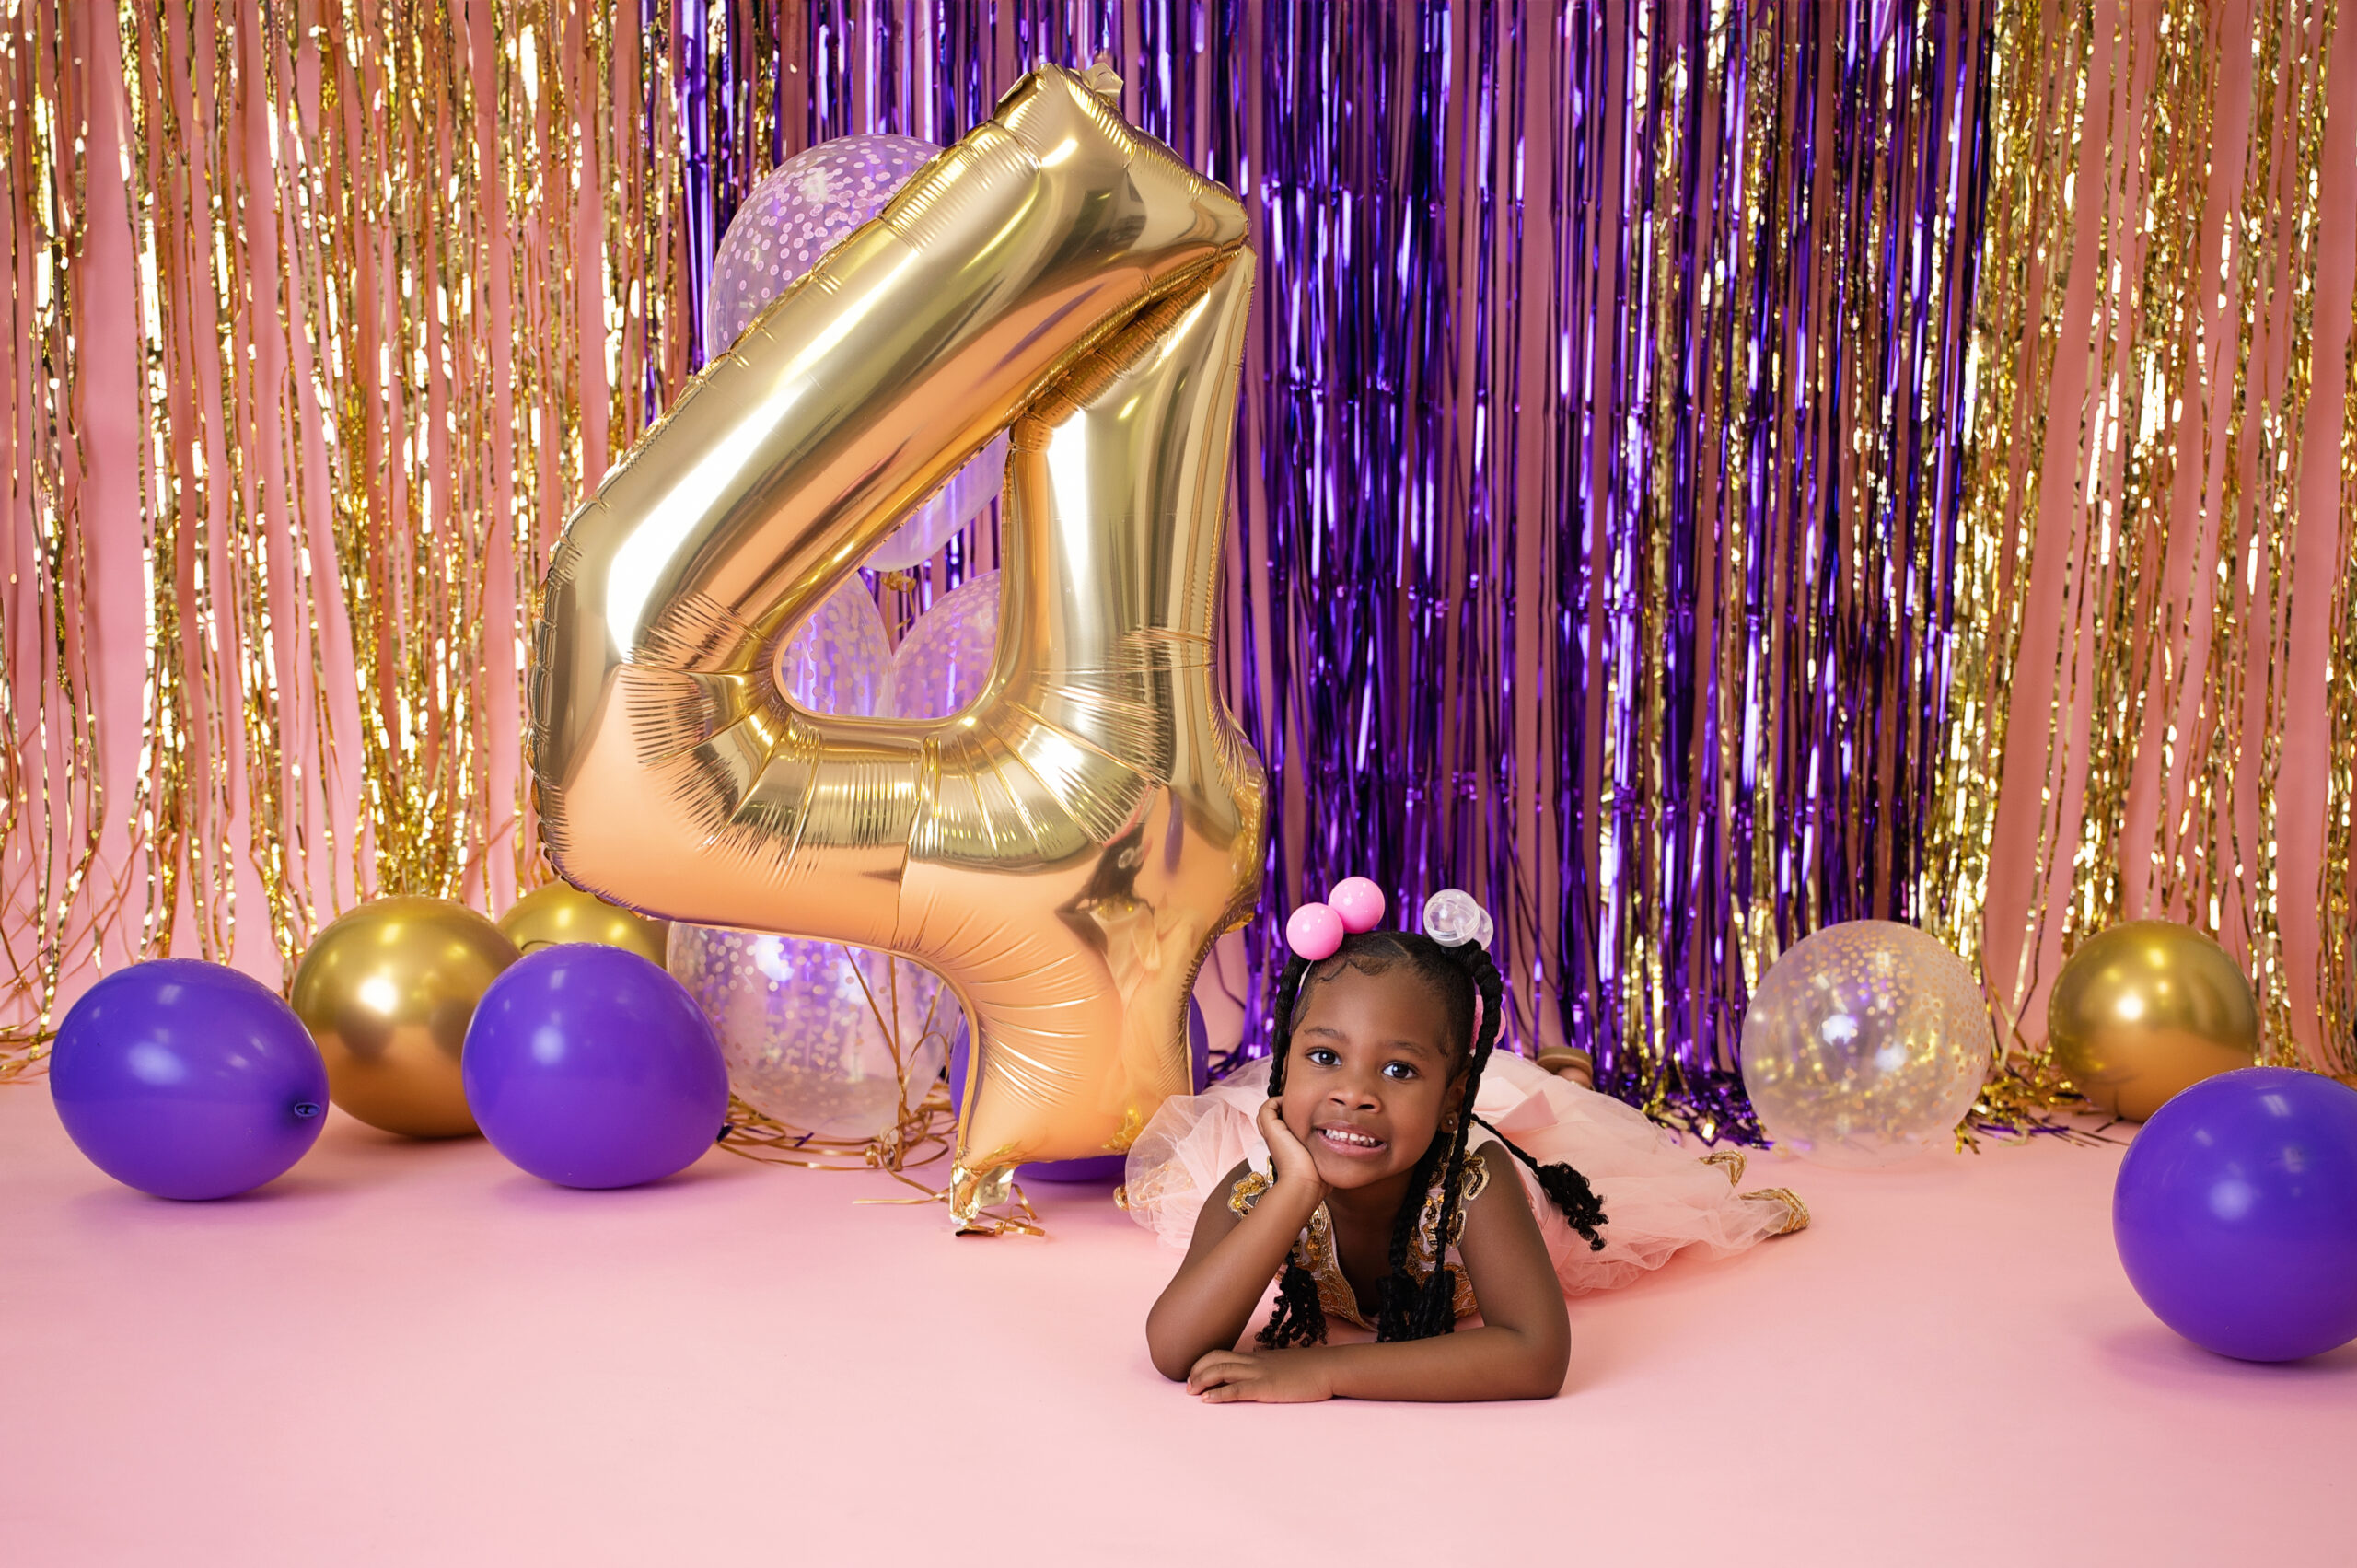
[1228,1152,1491,1330]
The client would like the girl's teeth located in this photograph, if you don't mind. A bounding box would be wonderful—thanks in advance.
[1321,1128,1380,1148]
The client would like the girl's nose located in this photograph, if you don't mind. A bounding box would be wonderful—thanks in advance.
[1327,1078,1378,1111]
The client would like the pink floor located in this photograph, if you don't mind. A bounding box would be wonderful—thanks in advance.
[4,1086,2351,1567]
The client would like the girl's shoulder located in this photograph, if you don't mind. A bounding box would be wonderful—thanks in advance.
[1463,1140,1532,1214]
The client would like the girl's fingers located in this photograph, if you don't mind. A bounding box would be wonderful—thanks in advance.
[1187,1356,1237,1392]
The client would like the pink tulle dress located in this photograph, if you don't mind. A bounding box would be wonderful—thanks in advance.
[1122,1051,1805,1305]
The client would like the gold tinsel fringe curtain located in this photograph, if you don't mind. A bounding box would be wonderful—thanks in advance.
[1947,0,2356,1073]
[5,1,2354,1082]
[4,1,690,1063]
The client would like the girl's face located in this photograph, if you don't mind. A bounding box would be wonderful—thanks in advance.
[1278,961,1465,1192]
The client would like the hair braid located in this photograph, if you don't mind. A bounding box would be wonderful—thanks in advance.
[1254,953,1326,1349]
[1475,1115,1609,1251]
[1372,1122,1453,1340]
[1386,944,1508,1340]
[1262,955,1311,1098]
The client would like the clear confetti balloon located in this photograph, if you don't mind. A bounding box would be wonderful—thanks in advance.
[668,924,957,1141]
[778,576,893,717]
[707,134,1005,571]
[1738,921,1992,1168]
[888,569,1000,719]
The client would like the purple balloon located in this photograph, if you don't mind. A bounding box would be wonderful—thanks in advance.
[462,945,730,1190]
[50,959,328,1200]
[2114,1066,2357,1362]
[951,998,1209,1183]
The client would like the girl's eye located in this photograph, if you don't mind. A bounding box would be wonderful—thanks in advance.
[1382,1062,1417,1081]
[1305,1047,1340,1067]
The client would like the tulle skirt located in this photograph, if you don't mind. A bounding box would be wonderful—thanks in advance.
[1121,1051,1792,1296]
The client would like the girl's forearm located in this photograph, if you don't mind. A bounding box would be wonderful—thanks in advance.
[1144,1190,1320,1379]
[1306,1327,1566,1402]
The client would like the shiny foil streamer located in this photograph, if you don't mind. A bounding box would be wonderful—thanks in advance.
[714,3,1992,1136]
[1550,1,1995,1132]
[8,2,2352,1116]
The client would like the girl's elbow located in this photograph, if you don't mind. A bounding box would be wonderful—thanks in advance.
[1507,1328,1571,1399]
[1513,1365,1568,1400]
[1144,1314,1198,1382]
[1529,1337,1572,1398]
[1148,1334,1204,1382]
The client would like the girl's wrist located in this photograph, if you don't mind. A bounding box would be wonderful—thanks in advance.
[1256,1171,1326,1223]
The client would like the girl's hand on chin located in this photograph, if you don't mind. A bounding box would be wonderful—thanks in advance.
[1256,1098,1327,1202]
[1187,1348,1334,1403]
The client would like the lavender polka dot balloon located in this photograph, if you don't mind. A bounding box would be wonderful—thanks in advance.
[708,135,1006,572]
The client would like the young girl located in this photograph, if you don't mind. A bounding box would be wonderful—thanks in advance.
[1132,882,1805,1402]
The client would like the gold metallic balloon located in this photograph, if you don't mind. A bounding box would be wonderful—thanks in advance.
[497,880,669,966]
[528,64,1266,1222]
[2048,921,2258,1121]
[290,897,521,1137]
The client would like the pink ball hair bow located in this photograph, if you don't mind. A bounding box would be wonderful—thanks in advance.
[1284,877,1387,961]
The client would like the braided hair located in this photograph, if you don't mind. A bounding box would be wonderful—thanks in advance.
[1254,930,1608,1349]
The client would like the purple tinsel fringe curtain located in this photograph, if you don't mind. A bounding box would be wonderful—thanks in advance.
[657,0,1991,1135]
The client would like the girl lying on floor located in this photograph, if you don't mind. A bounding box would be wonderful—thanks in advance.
[1128,884,1805,1402]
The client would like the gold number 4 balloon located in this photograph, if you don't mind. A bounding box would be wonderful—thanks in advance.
[528,64,1267,1224]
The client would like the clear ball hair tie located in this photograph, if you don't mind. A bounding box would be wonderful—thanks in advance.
[1422,889,1493,949]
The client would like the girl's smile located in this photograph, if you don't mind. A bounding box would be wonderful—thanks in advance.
[1311,1121,1387,1156]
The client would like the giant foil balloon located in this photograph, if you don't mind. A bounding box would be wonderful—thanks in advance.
[949,994,1208,1182]
[2048,920,2258,1121]
[707,133,1009,573]
[290,897,520,1137]
[672,552,954,1140]
[530,64,1267,1223]
[1740,921,1992,1168]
